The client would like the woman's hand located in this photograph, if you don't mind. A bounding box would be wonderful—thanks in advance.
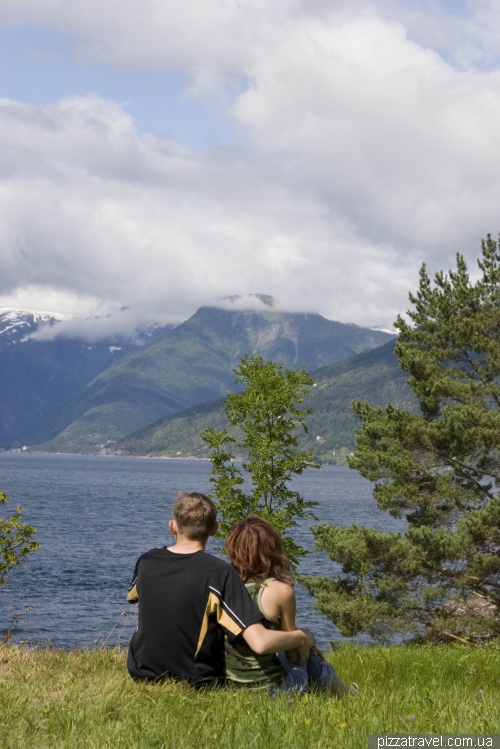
[296,628,316,663]
[310,645,325,660]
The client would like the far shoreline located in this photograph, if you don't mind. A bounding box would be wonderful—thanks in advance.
[2,449,211,461]
[0,449,343,466]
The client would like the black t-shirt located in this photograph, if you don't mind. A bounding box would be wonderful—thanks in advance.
[126,548,263,684]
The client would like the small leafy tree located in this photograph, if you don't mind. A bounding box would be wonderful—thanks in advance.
[202,353,319,566]
[302,236,500,642]
[1,492,40,585]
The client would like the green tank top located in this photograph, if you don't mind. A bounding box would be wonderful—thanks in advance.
[224,577,286,689]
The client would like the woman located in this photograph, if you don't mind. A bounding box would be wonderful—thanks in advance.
[224,516,347,694]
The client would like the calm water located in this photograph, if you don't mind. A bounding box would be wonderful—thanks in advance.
[0,453,405,650]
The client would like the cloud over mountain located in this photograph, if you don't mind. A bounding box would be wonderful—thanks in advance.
[0,93,416,329]
[1,1,500,337]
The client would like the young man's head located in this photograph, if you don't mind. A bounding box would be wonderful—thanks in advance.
[170,491,218,542]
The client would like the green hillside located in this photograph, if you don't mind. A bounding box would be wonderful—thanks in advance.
[117,400,229,458]
[24,307,393,452]
[0,339,136,447]
[116,340,417,462]
[297,339,416,460]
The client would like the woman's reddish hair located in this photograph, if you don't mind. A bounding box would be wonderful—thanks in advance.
[225,516,295,586]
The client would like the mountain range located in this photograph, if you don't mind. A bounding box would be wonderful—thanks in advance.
[2,300,395,453]
[0,309,172,446]
[116,339,416,462]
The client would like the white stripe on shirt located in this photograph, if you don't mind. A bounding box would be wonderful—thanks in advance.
[209,585,247,629]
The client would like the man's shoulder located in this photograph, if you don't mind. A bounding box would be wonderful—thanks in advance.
[136,547,166,562]
[188,552,242,586]
[194,551,233,573]
[134,549,240,594]
[134,549,233,573]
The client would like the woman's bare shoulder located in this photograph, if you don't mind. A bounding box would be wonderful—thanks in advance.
[264,579,295,601]
[260,578,296,624]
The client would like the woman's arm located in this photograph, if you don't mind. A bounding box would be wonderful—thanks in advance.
[261,581,301,663]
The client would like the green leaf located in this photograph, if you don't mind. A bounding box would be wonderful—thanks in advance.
[202,354,320,566]
[0,492,40,586]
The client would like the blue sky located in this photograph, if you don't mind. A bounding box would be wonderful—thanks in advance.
[1,0,500,332]
[0,27,238,147]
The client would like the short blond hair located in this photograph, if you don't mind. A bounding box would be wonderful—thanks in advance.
[173,492,217,541]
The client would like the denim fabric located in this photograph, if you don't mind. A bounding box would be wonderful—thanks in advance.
[305,653,337,690]
[276,652,337,693]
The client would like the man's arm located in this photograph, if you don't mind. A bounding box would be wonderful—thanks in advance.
[242,622,315,659]
[127,557,141,603]
[218,565,314,660]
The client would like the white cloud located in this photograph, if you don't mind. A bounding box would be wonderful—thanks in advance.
[31,307,161,343]
[0,286,106,317]
[0,0,284,88]
[0,94,416,331]
[1,3,500,337]
[2,0,500,76]
[233,12,500,257]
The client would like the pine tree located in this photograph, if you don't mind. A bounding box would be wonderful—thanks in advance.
[301,236,500,642]
[202,353,319,566]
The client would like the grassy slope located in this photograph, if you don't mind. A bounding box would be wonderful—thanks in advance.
[26,309,392,453]
[0,340,136,447]
[117,399,230,458]
[24,320,236,451]
[300,339,416,459]
[117,340,416,461]
[1,645,498,748]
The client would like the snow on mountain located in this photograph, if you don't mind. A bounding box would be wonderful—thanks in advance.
[0,307,175,348]
[0,308,71,346]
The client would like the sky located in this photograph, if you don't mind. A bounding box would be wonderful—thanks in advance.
[1,0,500,337]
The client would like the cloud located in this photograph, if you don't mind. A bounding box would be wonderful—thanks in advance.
[2,0,500,77]
[0,0,279,88]
[0,93,415,331]
[31,307,158,343]
[1,4,500,338]
[233,12,500,257]
[215,294,276,311]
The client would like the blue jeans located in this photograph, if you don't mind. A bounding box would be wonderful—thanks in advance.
[276,652,337,693]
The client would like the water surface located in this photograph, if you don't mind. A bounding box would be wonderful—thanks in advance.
[0,453,405,649]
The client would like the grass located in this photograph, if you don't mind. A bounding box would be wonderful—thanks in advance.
[1,644,499,748]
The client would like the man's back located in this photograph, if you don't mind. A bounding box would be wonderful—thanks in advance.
[127,547,262,684]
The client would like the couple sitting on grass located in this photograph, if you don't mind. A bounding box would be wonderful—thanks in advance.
[127,491,347,695]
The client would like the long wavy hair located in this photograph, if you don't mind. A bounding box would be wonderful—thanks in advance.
[225,517,295,587]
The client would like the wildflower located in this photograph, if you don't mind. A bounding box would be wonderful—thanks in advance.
[340,723,347,729]
[305,718,311,725]
[408,715,416,723]
[286,699,293,707]
[478,689,485,696]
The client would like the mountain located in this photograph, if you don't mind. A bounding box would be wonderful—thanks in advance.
[295,339,416,460]
[115,340,416,462]
[0,308,70,346]
[0,309,173,446]
[23,306,394,452]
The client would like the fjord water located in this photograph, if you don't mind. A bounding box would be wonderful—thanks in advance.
[0,453,405,650]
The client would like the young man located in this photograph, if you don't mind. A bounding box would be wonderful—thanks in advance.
[127,491,315,685]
